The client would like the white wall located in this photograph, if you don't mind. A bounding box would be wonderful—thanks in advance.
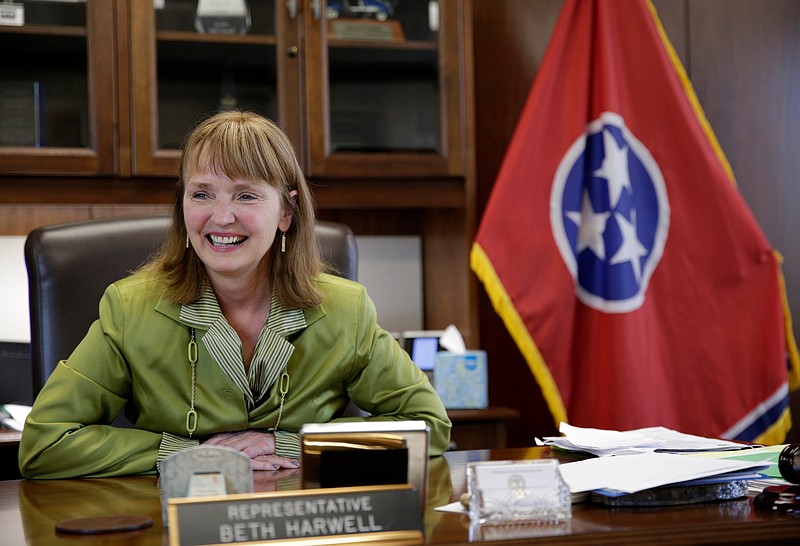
[0,237,29,343]
[355,235,424,335]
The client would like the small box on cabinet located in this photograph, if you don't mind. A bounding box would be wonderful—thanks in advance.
[434,351,488,409]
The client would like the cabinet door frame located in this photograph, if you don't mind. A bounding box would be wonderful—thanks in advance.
[127,1,292,178]
[302,0,467,178]
[128,1,180,177]
[0,0,117,176]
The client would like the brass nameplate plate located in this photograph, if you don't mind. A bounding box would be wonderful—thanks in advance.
[167,484,422,545]
[328,19,405,42]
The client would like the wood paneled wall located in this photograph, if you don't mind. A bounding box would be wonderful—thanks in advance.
[472,0,800,444]
[0,204,171,236]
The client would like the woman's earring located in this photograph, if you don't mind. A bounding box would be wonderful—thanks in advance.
[281,231,287,253]
[186,234,190,249]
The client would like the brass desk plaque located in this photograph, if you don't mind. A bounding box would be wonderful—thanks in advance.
[167,484,423,545]
[328,19,404,42]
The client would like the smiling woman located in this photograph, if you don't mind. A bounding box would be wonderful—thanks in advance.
[183,176,291,316]
[18,111,451,479]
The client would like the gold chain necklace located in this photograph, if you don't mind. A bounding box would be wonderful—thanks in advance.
[186,328,198,437]
[274,368,290,429]
[185,327,290,437]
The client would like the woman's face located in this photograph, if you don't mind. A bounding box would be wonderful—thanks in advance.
[183,170,293,286]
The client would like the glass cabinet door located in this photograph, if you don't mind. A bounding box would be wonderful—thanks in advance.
[303,0,465,177]
[130,0,281,176]
[0,0,115,175]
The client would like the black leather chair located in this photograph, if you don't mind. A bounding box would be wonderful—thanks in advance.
[25,216,358,398]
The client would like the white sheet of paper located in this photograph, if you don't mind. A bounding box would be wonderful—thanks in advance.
[538,423,749,456]
[558,423,651,449]
[558,452,768,494]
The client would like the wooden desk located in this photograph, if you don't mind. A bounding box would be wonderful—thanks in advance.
[1,446,798,545]
[447,407,520,450]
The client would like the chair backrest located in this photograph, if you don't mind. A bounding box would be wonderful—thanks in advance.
[25,216,357,397]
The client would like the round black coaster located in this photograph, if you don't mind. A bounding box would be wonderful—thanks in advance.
[754,485,800,515]
[55,514,154,535]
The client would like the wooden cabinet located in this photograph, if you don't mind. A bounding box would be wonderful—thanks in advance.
[127,0,282,176]
[0,1,116,175]
[0,0,470,178]
[302,0,468,177]
[0,0,477,346]
[124,0,468,178]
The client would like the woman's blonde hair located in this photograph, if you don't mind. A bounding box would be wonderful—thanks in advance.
[148,111,323,308]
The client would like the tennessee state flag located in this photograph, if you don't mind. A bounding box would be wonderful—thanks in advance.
[471,0,800,443]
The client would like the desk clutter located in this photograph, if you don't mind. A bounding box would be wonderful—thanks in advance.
[535,423,797,509]
[434,424,798,537]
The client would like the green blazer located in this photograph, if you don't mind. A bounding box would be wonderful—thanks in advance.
[19,271,451,479]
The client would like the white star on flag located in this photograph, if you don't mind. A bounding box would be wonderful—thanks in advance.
[593,128,632,208]
[610,210,648,284]
[566,190,610,259]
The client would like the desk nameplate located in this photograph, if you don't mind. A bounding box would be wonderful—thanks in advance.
[167,484,422,546]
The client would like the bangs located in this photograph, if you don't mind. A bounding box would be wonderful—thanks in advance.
[183,120,281,186]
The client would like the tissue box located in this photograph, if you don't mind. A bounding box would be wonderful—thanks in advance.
[434,351,488,409]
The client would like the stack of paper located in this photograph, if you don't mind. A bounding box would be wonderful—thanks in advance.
[538,423,770,496]
[558,451,768,495]
[537,422,751,457]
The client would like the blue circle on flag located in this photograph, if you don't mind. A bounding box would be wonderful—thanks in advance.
[551,112,669,313]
